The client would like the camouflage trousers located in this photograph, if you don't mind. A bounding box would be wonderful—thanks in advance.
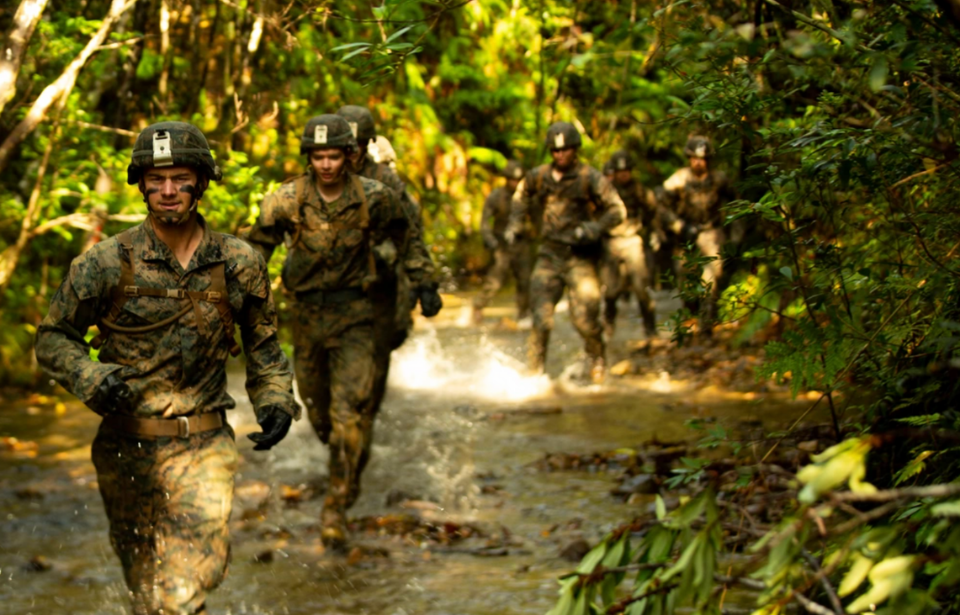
[292,300,377,523]
[682,228,725,329]
[472,241,533,318]
[528,243,605,372]
[92,423,238,615]
[600,235,657,337]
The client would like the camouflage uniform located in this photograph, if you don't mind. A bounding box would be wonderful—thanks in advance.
[507,130,626,375]
[246,156,408,545]
[473,162,533,319]
[661,141,733,329]
[602,155,660,338]
[36,217,297,615]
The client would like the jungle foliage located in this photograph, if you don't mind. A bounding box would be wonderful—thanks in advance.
[3,0,960,612]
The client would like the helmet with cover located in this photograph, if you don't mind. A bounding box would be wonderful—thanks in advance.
[545,121,582,151]
[336,105,377,144]
[609,149,633,172]
[127,121,221,185]
[683,135,715,159]
[502,160,525,180]
[300,115,358,155]
[128,121,221,226]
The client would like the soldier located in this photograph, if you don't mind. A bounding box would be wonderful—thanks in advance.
[505,121,626,383]
[660,135,734,335]
[245,114,410,549]
[472,160,533,324]
[601,150,659,340]
[35,121,300,615]
[335,105,441,430]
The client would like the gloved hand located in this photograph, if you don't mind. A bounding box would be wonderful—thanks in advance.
[482,234,499,251]
[573,221,603,245]
[682,222,701,242]
[248,405,293,451]
[417,283,443,317]
[88,372,134,415]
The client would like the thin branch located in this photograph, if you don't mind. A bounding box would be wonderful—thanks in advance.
[68,120,138,137]
[96,35,146,50]
[326,0,474,25]
[831,482,960,503]
[801,550,843,615]
[763,0,871,52]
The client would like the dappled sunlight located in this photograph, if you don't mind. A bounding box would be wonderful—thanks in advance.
[388,327,552,402]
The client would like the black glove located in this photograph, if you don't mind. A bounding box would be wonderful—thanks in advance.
[683,222,701,242]
[88,372,134,415]
[248,405,293,451]
[417,283,443,317]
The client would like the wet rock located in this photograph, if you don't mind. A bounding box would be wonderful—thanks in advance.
[559,539,591,562]
[25,555,52,572]
[253,550,274,564]
[385,489,418,507]
[14,487,43,500]
[453,404,480,419]
[612,473,658,497]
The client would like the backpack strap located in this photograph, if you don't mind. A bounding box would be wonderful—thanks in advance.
[90,229,136,349]
[350,174,377,289]
[91,230,241,357]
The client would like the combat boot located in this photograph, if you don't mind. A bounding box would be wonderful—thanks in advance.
[529,328,550,374]
[589,356,606,385]
[321,505,348,552]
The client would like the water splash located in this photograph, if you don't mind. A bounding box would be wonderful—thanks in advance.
[388,327,552,403]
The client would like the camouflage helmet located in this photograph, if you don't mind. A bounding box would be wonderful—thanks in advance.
[127,121,221,185]
[602,160,615,176]
[336,105,377,143]
[502,160,525,180]
[545,121,582,150]
[683,135,715,159]
[300,114,357,155]
[609,150,633,172]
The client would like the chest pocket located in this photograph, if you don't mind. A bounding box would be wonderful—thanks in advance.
[90,231,241,357]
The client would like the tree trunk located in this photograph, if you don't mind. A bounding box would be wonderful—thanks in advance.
[0,0,137,176]
[0,0,51,116]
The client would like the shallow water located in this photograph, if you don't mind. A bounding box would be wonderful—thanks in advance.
[0,292,805,614]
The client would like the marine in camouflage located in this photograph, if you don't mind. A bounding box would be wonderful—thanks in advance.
[36,216,298,614]
[661,151,734,331]
[473,161,533,319]
[601,152,660,338]
[507,160,626,376]
[246,167,408,546]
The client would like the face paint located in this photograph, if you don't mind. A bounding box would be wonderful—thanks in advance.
[179,184,197,197]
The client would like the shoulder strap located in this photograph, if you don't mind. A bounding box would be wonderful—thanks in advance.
[351,174,377,289]
[207,259,241,357]
[90,229,136,349]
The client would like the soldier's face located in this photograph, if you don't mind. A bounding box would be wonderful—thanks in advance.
[614,169,632,185]
[689,156,709,176]
[350,140,368,165]
[140,166,202,221]
[550,147,577,170]
[309,149,347,185]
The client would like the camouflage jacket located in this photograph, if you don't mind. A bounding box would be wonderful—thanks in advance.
[35,217,298,419]
[353,155,436,286]
[246,169,408,294]
[661,167,733,229]
[480,186,513,246]
[507,162,626,245]
[610,177,659,238]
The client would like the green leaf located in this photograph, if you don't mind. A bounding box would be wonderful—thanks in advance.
[869,55,888,92]
[330,42,371,52]
[779,266,793,281]
[931,500,960,517]
[341,47,370,62]
[385,25,414,44]
[655,495,667,521]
